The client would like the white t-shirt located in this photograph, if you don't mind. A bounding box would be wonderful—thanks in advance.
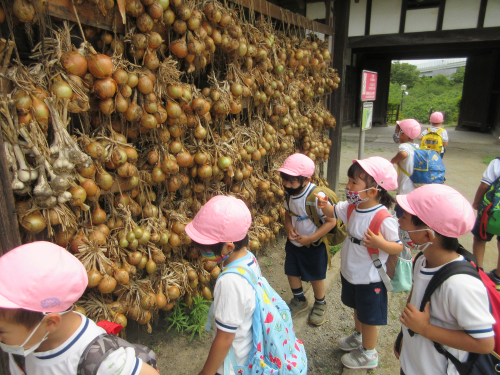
[8,313,143,375]
[421,127,449,151]
[400,255,495,375]
[397,143,418,195]
[481,158,500,186]
[214,251,260,375]
[284,182,328,247]
[334,201,401,284]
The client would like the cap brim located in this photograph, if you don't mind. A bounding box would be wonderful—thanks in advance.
[396,195,416,216]
[184,223,219,245]
[396,121,401,125]
[0,293,22,309]
[277,167,300,176]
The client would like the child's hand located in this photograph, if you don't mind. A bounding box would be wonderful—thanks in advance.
[314,193,329,209]
[400,302,431,337]
[362,228,386,249]
[287,227,300,242]
[296,235,313,246]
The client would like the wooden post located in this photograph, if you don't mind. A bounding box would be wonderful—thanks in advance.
[327,0,350,191]
[0,129,21,256]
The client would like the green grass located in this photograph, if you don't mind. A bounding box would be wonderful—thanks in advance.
[482,156,496,165]
[330,244,341,256]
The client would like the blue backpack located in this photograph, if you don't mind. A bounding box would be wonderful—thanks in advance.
[215,253,307,374]
[398,143,445,187]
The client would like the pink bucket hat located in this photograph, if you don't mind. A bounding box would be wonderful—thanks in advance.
[353,156,398,191]
[430,112,444,124]
[185,195,252,245]
[396,119,421,139]
[278,153,315,177]
[0,242,87,313]
[396,185,475,238]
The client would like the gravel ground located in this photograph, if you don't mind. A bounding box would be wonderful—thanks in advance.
[126,132,499,375]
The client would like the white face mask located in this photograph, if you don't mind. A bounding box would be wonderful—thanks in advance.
[0,316,49,356]
[398,226,434,251]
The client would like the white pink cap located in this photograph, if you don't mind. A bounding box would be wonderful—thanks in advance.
[0,242,88,312]
[353,156,398,191]
[430,112,444,124]
[396,185,475,238]
[278,153,315,177]
[185,195,252,245]
[396,119,421,139]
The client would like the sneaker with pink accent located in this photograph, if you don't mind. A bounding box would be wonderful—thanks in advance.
[341,347,378,369]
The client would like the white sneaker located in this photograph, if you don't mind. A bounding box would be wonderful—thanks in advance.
[341,347,378,369]
[338,332,362,352]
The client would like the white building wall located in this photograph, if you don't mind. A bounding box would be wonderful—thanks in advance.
[306,2,326,21]
[484,0,500,27]
[405,8,439,32]
[442,0,481,30]
[348,0,366,37]
[370,0,401,35]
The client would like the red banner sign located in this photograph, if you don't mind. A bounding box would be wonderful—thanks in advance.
[361,70,377,101]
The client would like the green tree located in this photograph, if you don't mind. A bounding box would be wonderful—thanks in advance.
[450,67,465,84]
[390,62,421,89]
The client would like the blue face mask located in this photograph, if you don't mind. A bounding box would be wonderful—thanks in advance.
[393,132,401,143]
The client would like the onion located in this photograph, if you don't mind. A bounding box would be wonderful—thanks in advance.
[88,268,103,288]
[145,50,160,70]
[127,305,141,321]
[167,285,180,300]
[31,96,49,130]
[176,152,192,167]
[87,49,114,79]
[114,313,128,328]
[114,267,129,285]
[148,32,163,49]
[166,99,182,118]
[128,251,143,265]
[202,286,212,300]
[137,12,154,32]
[126,0,144,16]
[194,124,207,139]
[92,203,107,224]
[169,34,188,58]
[148,1,164,19]
[13,0,34,22]
[137,75,153,95]
[163,8,175,24]
[146,259,157,274]
[173,19,187,34]
[98,274,117,294]
[20,211,46,234]
[156,290,167,309]
[167,84,183,99]
[211,266,221,279]
[61,50,88,77]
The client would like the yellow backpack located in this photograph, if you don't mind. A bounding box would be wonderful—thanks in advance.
[420,127,444,153]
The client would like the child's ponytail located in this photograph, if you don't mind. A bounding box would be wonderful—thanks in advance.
[377,188,396,209]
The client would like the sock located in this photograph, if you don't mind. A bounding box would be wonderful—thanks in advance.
[362,347,377,358]
[315,296,326,304]
[292,287,306,302]
[353,331,362,340]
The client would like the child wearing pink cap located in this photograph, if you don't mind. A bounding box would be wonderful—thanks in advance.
[418,111,448,159]
[185,195,259,375]
[390,119,421,217]
[0,242,158,375]
[278,153,339,326]
[317,157,403,370]
[395,185,494,375]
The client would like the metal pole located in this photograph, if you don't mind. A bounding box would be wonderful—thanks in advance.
[358,103,364,159]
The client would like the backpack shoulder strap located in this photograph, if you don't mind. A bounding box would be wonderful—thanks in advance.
[284,193,298,217]
[436,128,445,135]
[77,333,119,375]
[413,251,424,271]
[346,204,356,222]
[427,127,432,133]
[365,209,392,257]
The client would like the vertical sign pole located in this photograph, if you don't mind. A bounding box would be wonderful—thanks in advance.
[358,104,365,159]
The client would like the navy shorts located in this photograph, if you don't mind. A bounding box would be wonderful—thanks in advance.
[471,214,500,242]
[341,273,387,326]
[284,239,327,281]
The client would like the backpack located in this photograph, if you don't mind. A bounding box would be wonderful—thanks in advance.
[11,319,158,375]
[285,186,348,267]
[217,257,307,374]
[478,170,500,238]
[421,127,445,153]
[398,143,446,187]
[346,205,412,293]
[402,245,500,375]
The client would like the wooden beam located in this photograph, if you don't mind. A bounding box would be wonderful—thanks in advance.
[399,0,407,33]
[327,0,349,191]
[364,0,372,36]
[229,0,335,35]
[48,0,125,34]
[0,128,21,256]
[348,27,500,49]
[436,0,445,31]
[477,0,488,28]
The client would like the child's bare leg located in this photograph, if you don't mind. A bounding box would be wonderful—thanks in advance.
[360,323,378,350]
[288,275,302,289]
[354,310,362,334]
[473,236,487,268]
[310,279,325,299]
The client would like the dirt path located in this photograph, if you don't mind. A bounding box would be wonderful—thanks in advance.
[128,128,499,375]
